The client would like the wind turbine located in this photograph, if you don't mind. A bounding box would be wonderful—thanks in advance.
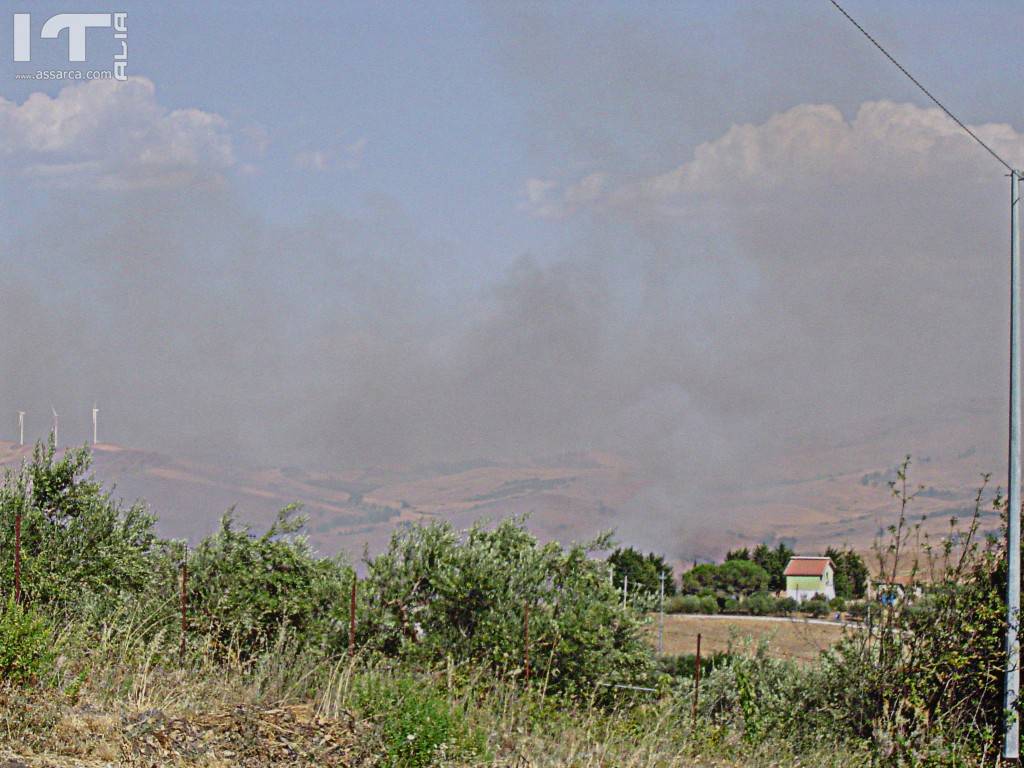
[92,404,99,445]
[51,407,58,446]
[17,411,24,446]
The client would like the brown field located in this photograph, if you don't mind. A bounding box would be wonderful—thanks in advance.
[652,613,853,663]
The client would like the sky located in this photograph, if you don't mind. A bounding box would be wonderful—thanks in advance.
[1,1,1023,533]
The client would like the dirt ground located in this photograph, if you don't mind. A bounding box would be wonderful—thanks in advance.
[650,613,853,663]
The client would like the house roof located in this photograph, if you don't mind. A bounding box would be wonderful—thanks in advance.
[784,556,834,577]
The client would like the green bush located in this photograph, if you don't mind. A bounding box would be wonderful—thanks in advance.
[663,595,687,614]
[186,506,351,658]
[667,594,701,614]
[721,597,739,613]
[352,672,487,767]
[802,598,829,618]
[843,600,867,619]
[775,597,797,615]
[0,600,55,686]
[700,640,826,744]
[744,592,775,616]
[828,596,846,612]
[361,518,654,695]
[0,441,160,616]
[699,594,720,614]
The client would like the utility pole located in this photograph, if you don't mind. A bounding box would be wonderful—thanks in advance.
[622,575,628,609]
[1007,169,1022,761]
[658,571,666,655]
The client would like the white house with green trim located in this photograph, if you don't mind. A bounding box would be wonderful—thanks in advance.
[784,556,835,603]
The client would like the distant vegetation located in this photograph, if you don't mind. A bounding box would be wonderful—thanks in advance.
[608,546,676,597]
[0,444,1012,766]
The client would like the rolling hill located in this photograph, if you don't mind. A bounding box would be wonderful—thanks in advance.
[0,397,1007,564]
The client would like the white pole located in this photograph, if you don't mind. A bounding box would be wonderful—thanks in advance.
[92,406,98,445]
[17,411,24,446]
[622,575,628,609]
[51,408,58,447]
[658,571,666,655]
[1006,170,1022,761]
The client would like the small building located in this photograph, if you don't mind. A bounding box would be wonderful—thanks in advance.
[784,556,836,603]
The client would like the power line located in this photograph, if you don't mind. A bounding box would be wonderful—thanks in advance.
[828,0,1015,174]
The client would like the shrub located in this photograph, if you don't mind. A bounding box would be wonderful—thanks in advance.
[360,518,654,695]
[721,597,739,613]
[699,639,827,744]
[664,595,688,614]
[0,441,160,616]
[744,592,775,616]
[699,595,720,615]
[0,600,55,686]
[843,600,868,620]
[352,672,487,767]
[802,598,829,618]
[775,597,797,615]
[811,460,1010,761]
[186,506,351,658]
[667,595,702,614]
[828,596,846,612]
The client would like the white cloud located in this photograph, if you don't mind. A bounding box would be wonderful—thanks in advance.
[526,101,1024,218]
[521,172,607,218]
[0,77,235,189]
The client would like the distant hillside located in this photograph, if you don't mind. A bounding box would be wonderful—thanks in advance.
[0,397,1006,563]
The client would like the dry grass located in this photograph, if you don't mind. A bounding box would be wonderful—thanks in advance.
[0,616,867,768]
[653,614,850,663]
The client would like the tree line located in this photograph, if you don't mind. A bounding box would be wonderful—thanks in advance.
[608,541,868,602]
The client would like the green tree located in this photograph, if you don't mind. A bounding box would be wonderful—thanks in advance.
[752,541,794,592]
[608,547,676,597]
[725,547,750,561]
[825,546,869,599]
[680,560,770,598]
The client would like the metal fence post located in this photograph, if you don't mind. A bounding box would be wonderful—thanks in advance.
[692,632,702,726]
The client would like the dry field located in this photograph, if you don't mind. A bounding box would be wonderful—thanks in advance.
[653,613,853,663]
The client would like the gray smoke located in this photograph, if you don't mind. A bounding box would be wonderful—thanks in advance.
[2,6,1023,553]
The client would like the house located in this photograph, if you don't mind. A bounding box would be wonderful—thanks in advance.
[784,556,836,603]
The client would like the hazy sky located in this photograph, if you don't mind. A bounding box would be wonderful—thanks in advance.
[1,1,1022,503]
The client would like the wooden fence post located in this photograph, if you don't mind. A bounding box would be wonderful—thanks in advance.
[523,603,531,683]
[13,509,21,605]
[348,577,357,658]
[692,632,702,726]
